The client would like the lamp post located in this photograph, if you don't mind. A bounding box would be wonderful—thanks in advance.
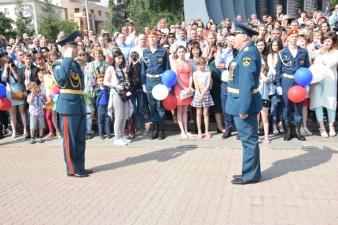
[84,0,91,36]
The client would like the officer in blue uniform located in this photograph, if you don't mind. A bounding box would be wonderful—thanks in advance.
[225,21,262,185]
[141,30,171,140]
[275,28,310,141]
[52,31,92,177]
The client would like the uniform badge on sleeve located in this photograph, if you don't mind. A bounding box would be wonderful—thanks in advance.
[242,57,251,67]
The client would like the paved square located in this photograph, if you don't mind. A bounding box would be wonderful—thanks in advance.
[0,133,338,225]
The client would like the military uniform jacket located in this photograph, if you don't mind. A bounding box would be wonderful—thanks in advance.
[275,46,310,86]
[52,57,86,115]
[225,42,262,115]
[141,46,171,85]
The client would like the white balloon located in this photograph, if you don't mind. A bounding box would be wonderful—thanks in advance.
[309,64,326,84]
[152,84,169,100]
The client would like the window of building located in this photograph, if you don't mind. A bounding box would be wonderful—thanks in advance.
[98,10,101,16]
[4,8,10,15]
[74,8,80,13]
[90,9,94,14]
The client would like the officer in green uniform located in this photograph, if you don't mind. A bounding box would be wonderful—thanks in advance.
[53,31,92,178]
[225,21,262,185]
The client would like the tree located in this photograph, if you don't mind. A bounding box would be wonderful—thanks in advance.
[0,12,16,38]
[38,0,60,42]
[108,0,184,33]
[15,0,34,36]
[38,0,79,42]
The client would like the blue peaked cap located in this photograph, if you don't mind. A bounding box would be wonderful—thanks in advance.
[56,31,81,46]
[234,21,258,37]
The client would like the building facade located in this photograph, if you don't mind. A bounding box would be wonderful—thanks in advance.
[184,0,330,23]
[0,0,67,34]
[52,0,109,34]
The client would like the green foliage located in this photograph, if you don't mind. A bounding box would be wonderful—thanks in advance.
[0,12,16,38]
[38,0,78,42]
[15,0,34,36]
[108,0,183,33]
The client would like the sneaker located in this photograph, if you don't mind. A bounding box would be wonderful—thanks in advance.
[38,138,44,143]
[319,128,329,138]
[303,126,312,136]
[278,123,285,133]
[272,123,279,135]
[122,137,131,143]
[45,133,55,139]
[329,127,336,137]
[114,139,127,146]
[55,131,61,139]
[30,138,36,144]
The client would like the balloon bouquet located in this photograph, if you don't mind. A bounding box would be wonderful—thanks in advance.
[0,84,11,111]
[151,70,178,110]
[288,68,312,103]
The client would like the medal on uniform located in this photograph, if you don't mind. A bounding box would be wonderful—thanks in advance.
[299,60,305,66]
[228,62,236,81]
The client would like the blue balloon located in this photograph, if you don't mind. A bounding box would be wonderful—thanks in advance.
[0,84,6,98]
[161,70,177,88]
[295,68,313,87]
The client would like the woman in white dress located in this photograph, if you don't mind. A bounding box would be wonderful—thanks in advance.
[310,32,338,137]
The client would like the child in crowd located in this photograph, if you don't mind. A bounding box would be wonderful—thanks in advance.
[191,57,214,139]
[40,70,61,139]
[94,74,111,139]
[27,81,46,144]
[258,64,272,144]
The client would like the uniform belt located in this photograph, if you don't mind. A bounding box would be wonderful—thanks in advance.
[283,73,295,79]
[146,74,161,78]
[227,87,259,94]
[60,89,84,95]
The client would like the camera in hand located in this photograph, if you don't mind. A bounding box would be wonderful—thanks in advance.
[118,80,132,102]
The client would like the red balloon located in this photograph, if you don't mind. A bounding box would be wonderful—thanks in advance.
[288,85,306,103]
[162,94,177,111]
[0,97,12,111]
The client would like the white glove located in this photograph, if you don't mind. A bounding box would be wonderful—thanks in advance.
[276,87,283,95]
[142,84,147,93]
[63,47,73,58]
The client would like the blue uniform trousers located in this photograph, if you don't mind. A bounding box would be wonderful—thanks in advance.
[281,77,303,125]
[234,114,261,182]
[59,114,86,175]
[146,77,165,123]
[221,82,233,131]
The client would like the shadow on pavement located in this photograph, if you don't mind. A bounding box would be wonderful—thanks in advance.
[91,144,197,173]
[0,137,28,146]
[262,146,338,181]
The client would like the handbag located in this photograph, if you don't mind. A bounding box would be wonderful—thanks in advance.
[11,91,25,100]
[179,89,194,100]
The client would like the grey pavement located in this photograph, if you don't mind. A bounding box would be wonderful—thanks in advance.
[0,131,338,225]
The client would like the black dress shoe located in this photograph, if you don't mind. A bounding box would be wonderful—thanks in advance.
[222,131,232,139]
[82,169,93,174]
[232,174,241,179]
[67,173,89,178]
[231,178,259,185]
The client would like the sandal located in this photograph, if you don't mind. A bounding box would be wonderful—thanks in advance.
[204,133,212,139]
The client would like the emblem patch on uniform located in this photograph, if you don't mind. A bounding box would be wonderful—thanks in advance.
[244,47,249,52]
[242,57,251,67]
[299,60,305,65]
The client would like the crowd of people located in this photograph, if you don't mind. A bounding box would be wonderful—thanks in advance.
[0,4,338,146]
